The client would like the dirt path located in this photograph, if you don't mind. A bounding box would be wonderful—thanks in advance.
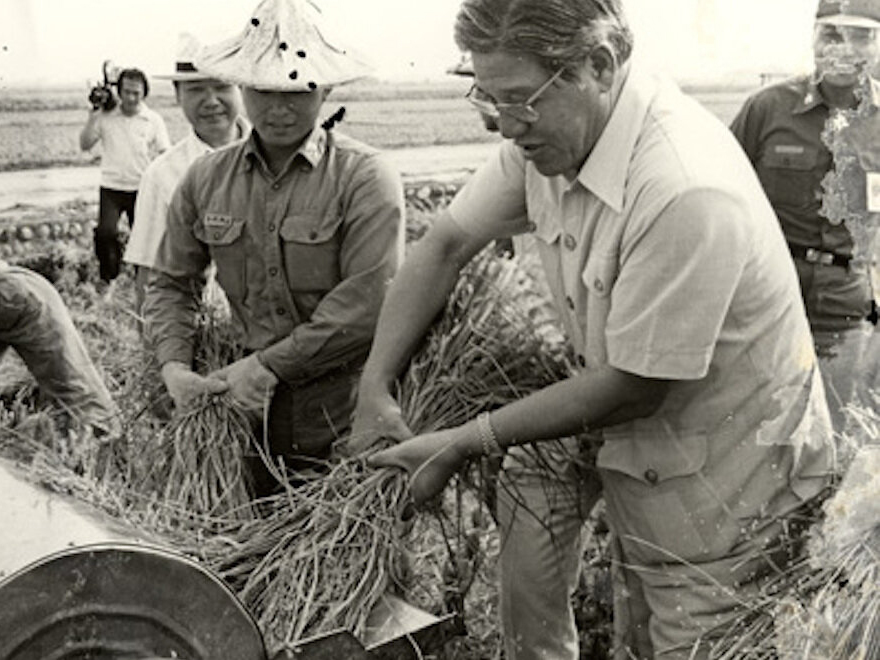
[0,142,500,216]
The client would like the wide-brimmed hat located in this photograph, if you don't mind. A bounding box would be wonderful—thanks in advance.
[816,0,880,28]
[194,0,373,91]
[446,55,475,77]
[155,33,215,82]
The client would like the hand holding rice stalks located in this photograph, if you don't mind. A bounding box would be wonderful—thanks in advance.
[192,245,572,651]
[144,393,258,525]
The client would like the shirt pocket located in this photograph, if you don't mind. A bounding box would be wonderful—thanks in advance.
[581,253,616,300]
[599,422,715,559]
[758,145,820,207]
[579,253,617,363]
[279,212,342,293]
[194,214,247,300]
[598,420,708,485]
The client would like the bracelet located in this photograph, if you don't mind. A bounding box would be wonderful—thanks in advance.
[476,412,505,457]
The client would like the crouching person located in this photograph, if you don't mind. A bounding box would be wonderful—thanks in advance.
[0,260,117,433]
[142,0,404,495]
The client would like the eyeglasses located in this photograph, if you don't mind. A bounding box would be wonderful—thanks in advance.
[465,67,566,124]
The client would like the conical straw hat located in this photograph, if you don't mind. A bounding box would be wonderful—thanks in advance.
[195,0,374,91]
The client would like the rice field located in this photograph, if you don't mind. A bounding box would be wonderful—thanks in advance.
[0,79,757,171]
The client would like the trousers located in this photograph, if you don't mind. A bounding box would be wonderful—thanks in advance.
[497,439,603,660]
[95,187,137,282]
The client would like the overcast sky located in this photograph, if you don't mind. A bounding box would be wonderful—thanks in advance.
[1,0,816,88]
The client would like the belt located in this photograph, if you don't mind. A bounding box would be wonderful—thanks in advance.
[788,243,851,268]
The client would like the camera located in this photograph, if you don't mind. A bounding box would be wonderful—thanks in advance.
[89,84,117,111]
[88,60,119,111]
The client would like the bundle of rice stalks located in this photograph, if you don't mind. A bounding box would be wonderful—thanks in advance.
[711,404,880,660]
[396,245,571,432]
[140,394,258,525]
[181,245,572,653]
[220,458,409,649]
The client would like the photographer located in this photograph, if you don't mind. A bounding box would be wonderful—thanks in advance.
[80,67,170,286]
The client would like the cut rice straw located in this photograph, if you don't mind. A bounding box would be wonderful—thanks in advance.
[710,402,880,659]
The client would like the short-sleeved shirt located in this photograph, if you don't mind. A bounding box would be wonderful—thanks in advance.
[730,75,877,328]
[124,117,250,268]
[144,126,405,387]
[94,104,171,191]
[449,61,832,506]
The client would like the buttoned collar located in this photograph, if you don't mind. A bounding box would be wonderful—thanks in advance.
[575,56,655,213]
[242,122,326,173]
[795,74,880,113]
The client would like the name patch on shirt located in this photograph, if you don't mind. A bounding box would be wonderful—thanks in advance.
[203,213,236,228]
[774,145,806,155]
[868,172,880,213]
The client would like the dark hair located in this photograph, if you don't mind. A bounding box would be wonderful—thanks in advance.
[454,0,633,78]
[117,68,150,98]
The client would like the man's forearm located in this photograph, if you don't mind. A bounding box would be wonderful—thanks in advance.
[486,364,671,448]
[142,271,203,367]
[79,110,101,151]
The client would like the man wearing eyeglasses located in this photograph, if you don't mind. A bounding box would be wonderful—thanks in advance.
[731,0,880,433]
[352,0,835,658]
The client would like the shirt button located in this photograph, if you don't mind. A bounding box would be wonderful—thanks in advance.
[212,231,221,240]
[272,183,280,190]
[269,266,278,276]
[644,469,659,484]
[594,279,604,292]
[308,230,318,240]
[565,296,575,310]
[267,223,276,232]
[577,354,586,368]
[276,307,286,316]
[526,221,537,232]
[563,234,577,250]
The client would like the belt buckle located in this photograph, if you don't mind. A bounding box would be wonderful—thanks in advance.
[805,247,834,266]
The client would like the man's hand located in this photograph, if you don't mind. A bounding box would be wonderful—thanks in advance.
[161,361,228,409]
[211,353,278,415]
[367,426,475,506]
[347,385,414,455]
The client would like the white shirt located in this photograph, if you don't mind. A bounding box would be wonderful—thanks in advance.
[124,118,248,268]
[94,104,170,191]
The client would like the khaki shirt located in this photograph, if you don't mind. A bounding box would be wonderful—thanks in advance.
[449,62,833,512]
[144,127,405,387]
[730,75,878,328]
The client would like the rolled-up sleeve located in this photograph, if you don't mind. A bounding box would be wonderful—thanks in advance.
[259,153,405,385]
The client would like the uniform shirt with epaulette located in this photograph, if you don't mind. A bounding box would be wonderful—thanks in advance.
[730,75,877,330]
